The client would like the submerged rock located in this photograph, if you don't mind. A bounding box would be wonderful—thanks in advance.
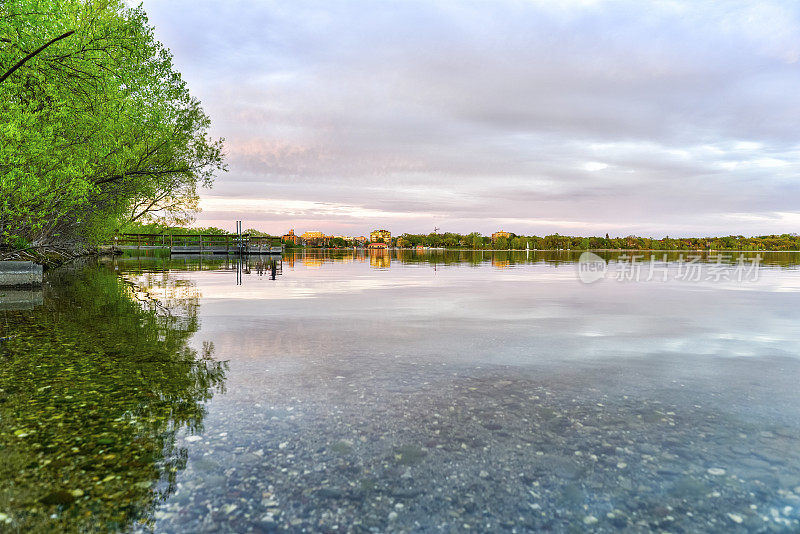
[40,490,75,506]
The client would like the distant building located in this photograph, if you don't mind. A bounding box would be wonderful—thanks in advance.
[282,229,302,245]
[301,230,324,240]
[367,242,388,249]
[492,230,512,242]
[370,229,391,244]
[301,230,325,246]
[354,236,367,245]
[396,237,406,248]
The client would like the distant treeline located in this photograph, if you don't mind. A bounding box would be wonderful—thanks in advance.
[124,225,800,251]
[397,232,800,251]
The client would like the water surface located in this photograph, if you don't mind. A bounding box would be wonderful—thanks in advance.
[1,250,800,532]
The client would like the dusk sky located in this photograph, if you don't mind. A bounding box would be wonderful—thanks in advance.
[139,0,800,237]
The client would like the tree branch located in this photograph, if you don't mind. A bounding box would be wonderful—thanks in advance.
[0,30,75,85]
[95,167,192,185]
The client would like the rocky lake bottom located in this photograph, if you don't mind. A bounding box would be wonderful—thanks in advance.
[147,355,800,533]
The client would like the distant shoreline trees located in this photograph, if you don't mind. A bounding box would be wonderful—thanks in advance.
[121,225,800,252]
[0,0,225,255]
[394,232,800,251]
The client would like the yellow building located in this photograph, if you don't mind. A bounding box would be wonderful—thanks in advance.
[370,229,391,244]
[300,230,326,246]
[301,231,324,240]
[396,237,406,248]
[492,230,511,242]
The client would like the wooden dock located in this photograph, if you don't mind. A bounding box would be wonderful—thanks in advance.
[114,233,284,255]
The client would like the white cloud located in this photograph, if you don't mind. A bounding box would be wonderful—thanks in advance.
[141,0,800,236]
[199,197,433,220]
[583,162,608,172]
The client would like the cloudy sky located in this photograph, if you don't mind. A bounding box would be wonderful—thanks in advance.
[140,0,800,237]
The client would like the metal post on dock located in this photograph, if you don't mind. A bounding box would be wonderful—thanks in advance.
[236,220,244,256]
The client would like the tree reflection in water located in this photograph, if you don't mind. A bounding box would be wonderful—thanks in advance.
[0,262,227,532]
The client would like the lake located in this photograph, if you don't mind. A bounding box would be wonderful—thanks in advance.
[1,250,800,532]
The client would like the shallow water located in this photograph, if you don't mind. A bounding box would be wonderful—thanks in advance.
[1,250,800,532]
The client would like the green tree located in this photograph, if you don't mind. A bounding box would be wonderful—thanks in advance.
[509,237,524,249]
[425,232,442,247]
[442,234,458,248]
[469,232,483,249]
[0,0,225,252]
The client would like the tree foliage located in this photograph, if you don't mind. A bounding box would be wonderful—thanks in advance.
[0,0,225,251]
[387,232,800,251]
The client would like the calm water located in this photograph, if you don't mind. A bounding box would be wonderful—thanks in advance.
[2,250,800,532]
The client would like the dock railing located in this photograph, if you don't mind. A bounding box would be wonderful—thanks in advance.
[115,233,284,254]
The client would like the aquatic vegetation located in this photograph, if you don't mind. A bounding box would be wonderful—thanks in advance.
[0,263,226,532]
